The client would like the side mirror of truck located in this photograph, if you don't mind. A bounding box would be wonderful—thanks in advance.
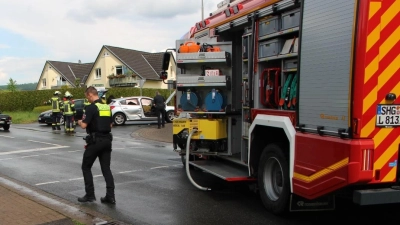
[161,52,171,71]
[160,71,168,80]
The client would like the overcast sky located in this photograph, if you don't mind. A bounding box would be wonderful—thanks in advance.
[0,0,219,85]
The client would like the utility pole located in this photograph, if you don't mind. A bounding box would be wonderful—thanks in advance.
[201,0,204,20]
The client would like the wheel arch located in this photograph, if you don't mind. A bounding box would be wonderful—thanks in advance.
[248,114,296,193]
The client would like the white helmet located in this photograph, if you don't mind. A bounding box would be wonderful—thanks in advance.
[54,91,61,95]
[64,91,73,98]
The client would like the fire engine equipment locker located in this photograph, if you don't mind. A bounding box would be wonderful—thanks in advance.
[281,9,300,30]
[259,39,281,58]
[283,59,298,70]
[258,16,279,37]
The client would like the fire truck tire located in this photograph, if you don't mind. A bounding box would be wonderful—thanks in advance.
[258,144,290,214]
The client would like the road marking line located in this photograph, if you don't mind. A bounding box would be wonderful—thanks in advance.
[93,175,102,178]
[113,148,124,149]
[69,177,83,181]
[0,146,68,156]
[150,166,169,169]
[36,181,60,186]
[21,155,39,158]
[68,150,82,152]
[118,170,140,174]
[28,140,62,146]
[0,135,14,138]
[0,158,13,161]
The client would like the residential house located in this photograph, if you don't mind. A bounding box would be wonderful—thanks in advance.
[85,45,176,89]
[36,61,93,90]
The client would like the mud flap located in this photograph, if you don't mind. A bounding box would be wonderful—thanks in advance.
[289,194,335,212]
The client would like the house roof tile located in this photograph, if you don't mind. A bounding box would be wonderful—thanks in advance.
[48,61,93,87]
[104,45,162,80]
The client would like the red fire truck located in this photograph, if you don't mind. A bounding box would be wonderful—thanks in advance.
[160,0,400,214]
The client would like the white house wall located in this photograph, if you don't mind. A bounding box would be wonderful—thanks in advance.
[36,63,66,90]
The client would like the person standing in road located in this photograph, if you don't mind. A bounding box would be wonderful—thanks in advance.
[77,86,116,204]
[63,91,75,133]
[153,91,166,129]
[50,91,63,131]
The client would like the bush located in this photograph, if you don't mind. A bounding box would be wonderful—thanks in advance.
[0,87,174,112]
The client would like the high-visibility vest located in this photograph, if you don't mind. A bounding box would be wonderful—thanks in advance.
[94,103,112,133]
[51,97,62,113]
[63,100,75,115]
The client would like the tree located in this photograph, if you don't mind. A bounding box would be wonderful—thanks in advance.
[75,78,81,87]
[7,78,18,92]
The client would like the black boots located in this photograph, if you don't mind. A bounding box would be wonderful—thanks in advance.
[78,194,115,204]
[100,196,116,204]
[77,195,96,202]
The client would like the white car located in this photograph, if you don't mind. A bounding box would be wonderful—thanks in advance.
[109,96,175,125]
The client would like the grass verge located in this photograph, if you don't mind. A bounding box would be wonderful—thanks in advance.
[4,106,51,124]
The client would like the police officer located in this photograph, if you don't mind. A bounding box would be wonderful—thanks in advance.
[77,86,115,204]
[63,91,75,133]
[50,91,63,131]
[153,91,166,129]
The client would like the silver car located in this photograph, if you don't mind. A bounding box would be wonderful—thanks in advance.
[109,96,175,125]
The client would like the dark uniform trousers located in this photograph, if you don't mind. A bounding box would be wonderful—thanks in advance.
[82,135,115,197]
[155,106,166,128]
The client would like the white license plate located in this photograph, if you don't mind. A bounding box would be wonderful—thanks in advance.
[376,105,400,127]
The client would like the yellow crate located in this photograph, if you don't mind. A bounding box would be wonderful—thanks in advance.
[173,118,227,140]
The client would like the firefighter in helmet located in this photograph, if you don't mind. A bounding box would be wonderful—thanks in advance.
[83,98,91,113]
[50,91,63,130]
[63,91,75,133]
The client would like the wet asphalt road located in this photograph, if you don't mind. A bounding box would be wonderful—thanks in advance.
[0,122,399,225]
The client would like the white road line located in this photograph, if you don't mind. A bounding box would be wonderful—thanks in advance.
[68,150,82,153]
[69,177,83,181]
[0,135,14,138]
[0,158,13,161]
[0,146,68,156]
[93,175,102,178]
[28,140,62,146]
[150,166,169,169]
[36,181,60,186]
[118,170,140,174]
[21,155,40,158]
[113,148,124,150]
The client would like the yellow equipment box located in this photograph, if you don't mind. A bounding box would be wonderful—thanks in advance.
[173,118,227,140]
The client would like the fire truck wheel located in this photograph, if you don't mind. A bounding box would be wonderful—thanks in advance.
[258,144,290,214]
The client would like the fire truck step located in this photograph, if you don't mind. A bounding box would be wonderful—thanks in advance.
[353,188,400,205]
[190,160,255,182]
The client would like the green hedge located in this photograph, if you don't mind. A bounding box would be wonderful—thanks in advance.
[0,87,174,112]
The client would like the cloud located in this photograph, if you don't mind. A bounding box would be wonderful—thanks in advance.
[0,57,46,85]
[67,0,204,21]
[0,0,220,84]
[0,44,10,49]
